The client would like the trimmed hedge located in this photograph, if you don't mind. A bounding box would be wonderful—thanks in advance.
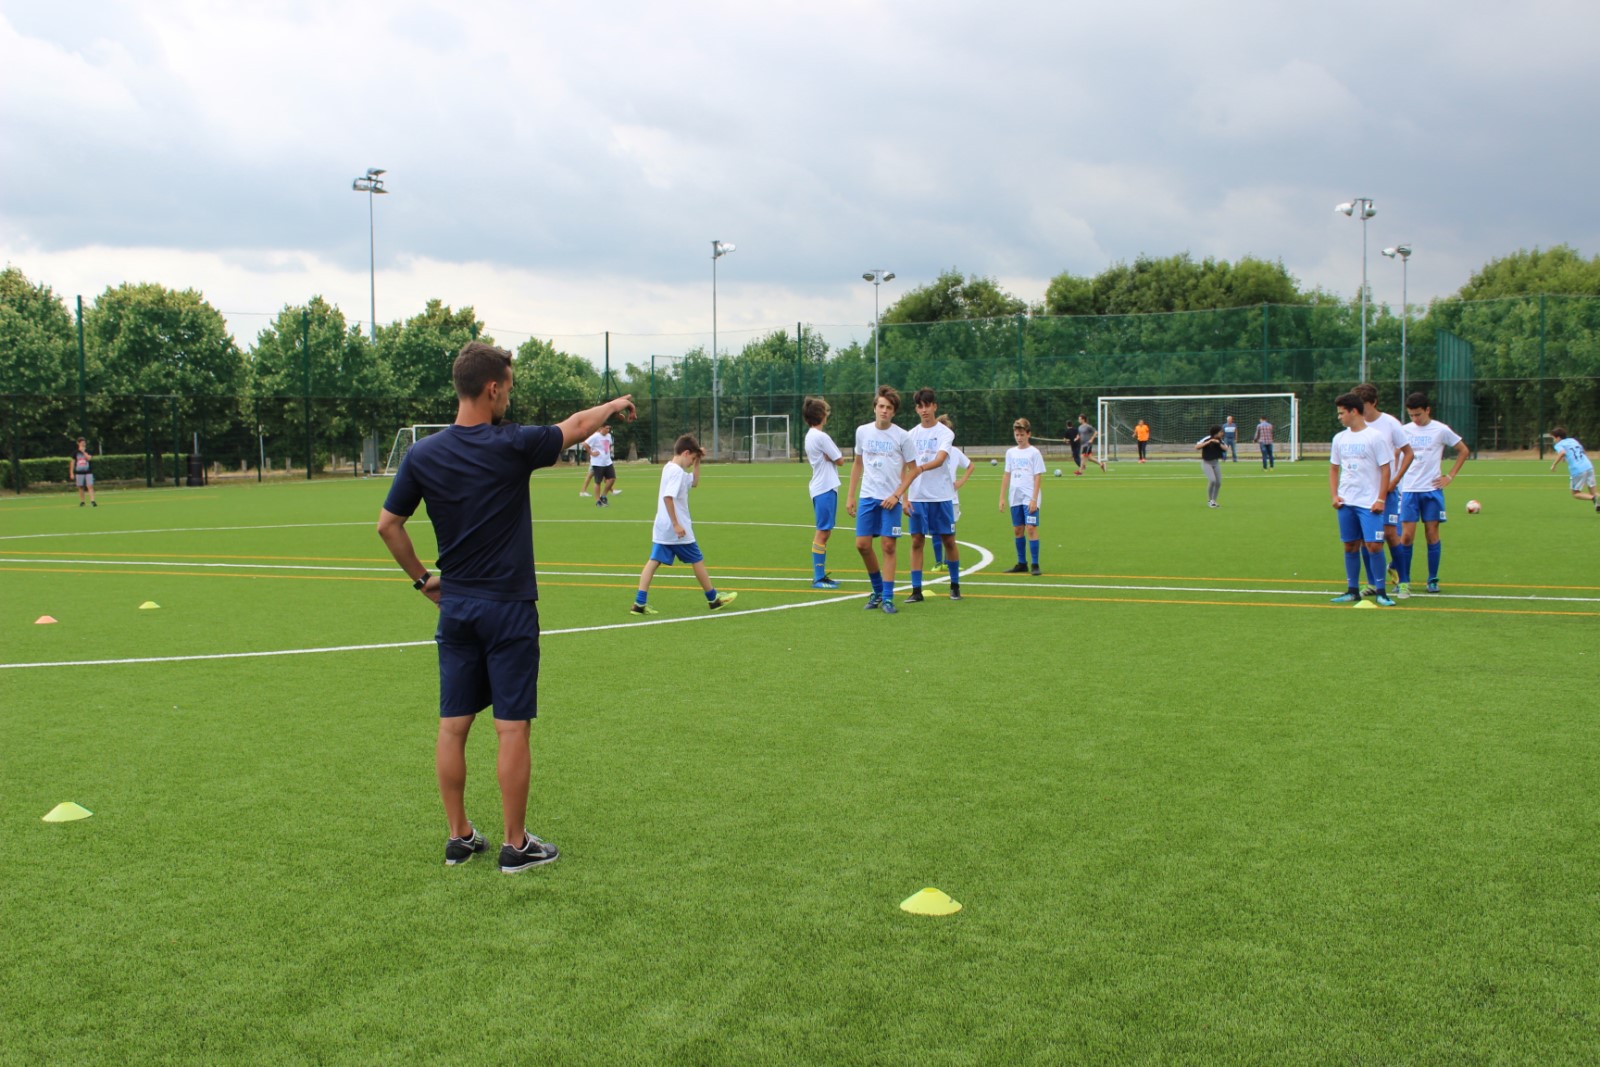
[1,453,178,489]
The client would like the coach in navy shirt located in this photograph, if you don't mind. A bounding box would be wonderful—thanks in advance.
[378,341,636,873]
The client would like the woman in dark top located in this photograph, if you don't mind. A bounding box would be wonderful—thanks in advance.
[1195,425,1225,508]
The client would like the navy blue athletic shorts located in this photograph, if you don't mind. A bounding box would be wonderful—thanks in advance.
[435,595,541,721]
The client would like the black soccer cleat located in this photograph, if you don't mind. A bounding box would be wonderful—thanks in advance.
[445,823,488,866]
[1030,564,1042,576]
[948,585,962,601]
[1006,563,1028,574]
[500,833,560,873]
[905,590,924,603]
[863,595,882,610]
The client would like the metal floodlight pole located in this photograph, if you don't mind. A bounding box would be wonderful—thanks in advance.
[1383,245,1413,406]
[862,269,895,392]
[1335,198,1376,381]
[711,240,735,457]
[352,168,388,341]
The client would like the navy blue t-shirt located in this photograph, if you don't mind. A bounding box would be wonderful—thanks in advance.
[383,422,564,601]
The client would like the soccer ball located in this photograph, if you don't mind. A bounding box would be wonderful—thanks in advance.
[1053,469,1062,477]
[1466,499,1481,514]
[989,458,998,466]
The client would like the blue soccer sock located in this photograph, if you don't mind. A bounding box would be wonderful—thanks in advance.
[933,542,945,565]
[910,569,922,593]
[1395,543,1413,583]
[811,549,826,582]
[635,589,648,606]
[1014,536,1027,564]
[1428,541,1442,581]
[705,588,718,603]
[869,570,883,597]
[1364,547,1386,591]
[883,580,894,603]
[1343,551,1361,591]
[949,560,961,585]
[1029,539,1040,566]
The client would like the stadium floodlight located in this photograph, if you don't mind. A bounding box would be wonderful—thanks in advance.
[1383,244,1413,407]
[711,240,736,459]
[352,168,389,342]
[1334,197,1376,380]
[863,269,896,392]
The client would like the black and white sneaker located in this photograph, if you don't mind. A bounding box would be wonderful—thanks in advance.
[444,823,487,866]
[1030,564,1042,576]
[500,833,560,873]
[905,590,924,603]
[863,595,882,610]
[1006,563,1028,574]
[948,585,962,600]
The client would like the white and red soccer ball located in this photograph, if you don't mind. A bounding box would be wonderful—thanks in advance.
[1466,499,1481,514]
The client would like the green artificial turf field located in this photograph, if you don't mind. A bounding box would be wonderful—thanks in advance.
[3,457,1597,1065]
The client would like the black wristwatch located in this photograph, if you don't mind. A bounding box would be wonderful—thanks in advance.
[413,570,432,591]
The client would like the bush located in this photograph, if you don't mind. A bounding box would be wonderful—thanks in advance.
[1,453,176,489]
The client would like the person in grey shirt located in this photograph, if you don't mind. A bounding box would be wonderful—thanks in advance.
[1076,415,1106,473]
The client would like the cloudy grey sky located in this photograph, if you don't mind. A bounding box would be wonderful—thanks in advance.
[3,0,1595,368]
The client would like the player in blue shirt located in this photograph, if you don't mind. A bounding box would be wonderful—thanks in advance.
[378,341,636,873]
[1549,427,1598,513]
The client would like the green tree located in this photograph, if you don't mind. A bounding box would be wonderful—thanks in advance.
[0,267,76,396]
[85,282,243,396]
[249,296,385,400]
[883,269,1028,324]
[1043,253,1307,317]
[379,300,486,406]
[1454,245,1600,299]
[513,338,600,425]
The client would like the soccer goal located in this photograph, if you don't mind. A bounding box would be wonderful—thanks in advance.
[745,414,792,462]
[1096,393,1299,463]
[381,425,452,476]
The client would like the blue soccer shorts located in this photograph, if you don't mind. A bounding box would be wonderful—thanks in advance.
[908,499,955,536]
[1400,489,1447,524]
[855,498,903,538]
[1009,503,1040,528]
[436,596,542,721]
[649,541,705,566]
[812,489,838,532]
[1382,489,1402,528]
[1336,505,1385,544]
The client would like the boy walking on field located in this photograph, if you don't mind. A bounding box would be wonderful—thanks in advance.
[1329,392,1396,607]
[848,385,917,614]
[802,396,845,589]
[1549,427,1598,512]
[630,435,738,615]
[1001,418,1046,575]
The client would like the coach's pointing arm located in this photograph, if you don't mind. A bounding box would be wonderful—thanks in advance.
[557,396,637,448]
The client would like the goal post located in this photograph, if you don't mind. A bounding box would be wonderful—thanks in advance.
[745,414,792,462]
[1096,393,1299,463]
[381,424,452,476]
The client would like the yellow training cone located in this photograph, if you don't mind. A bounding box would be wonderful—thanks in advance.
[42,802,93,823]
[139,601,160,610]
[34,615,57,625]
[900,887,962,916]
[1352,600,1377,610]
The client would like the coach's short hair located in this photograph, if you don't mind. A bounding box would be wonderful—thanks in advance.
[1335,392,1363,413]
[802,396,830,427]
[875,385,901,412]
[912,387,937,407]
[1406,392,1431,410]
[453,342,513,399]
[673,434,704,457]
[1353,382,1379,405]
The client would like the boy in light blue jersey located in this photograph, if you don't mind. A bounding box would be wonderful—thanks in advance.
[847,385,917,614]
[1329,392,1396,606]
[1549,427,1598,512]
[904,388,962,602]
[1397,393,1470,595]
[802,396,845,589]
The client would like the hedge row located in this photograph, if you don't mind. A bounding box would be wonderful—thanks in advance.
[1,453,182,489]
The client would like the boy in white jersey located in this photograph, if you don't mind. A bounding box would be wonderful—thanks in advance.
[584,425,619,507]
[1397,393,1470,596]
[630,434,738,615]
[904,388,963,602]
[847,385,917,614]
[802,396,845,590]
[1355,383,1414,592]
[932,414,971,568]
[1329,392,1397,606]
[1549,427,1599,511]
[1000,417,1046,576]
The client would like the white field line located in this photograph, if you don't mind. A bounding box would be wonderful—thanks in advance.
[0,541,995,670]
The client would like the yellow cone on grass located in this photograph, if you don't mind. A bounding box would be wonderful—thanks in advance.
[900,887,962,916]
[42,802,93,823]
[1352,600,1377,610]
[139,601,160,610]
[35,615,57,625]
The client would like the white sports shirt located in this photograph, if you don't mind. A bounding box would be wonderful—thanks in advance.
[651,462,695,544]
[1004,445,1046,508]
[585,432,615,467]
[854,421,915,501]
[1331,425,1396,510]
[1401,420,1462,493]
[1369,411,1410,482]
[804,426,842,499]
[907,421,956,502]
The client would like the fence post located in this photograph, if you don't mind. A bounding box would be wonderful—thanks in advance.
[302,308,313,480]
[76,296,88,438]
[1536,294,1547,457]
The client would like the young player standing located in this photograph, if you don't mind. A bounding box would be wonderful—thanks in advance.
[584,425,619,507]
[904,388,962,603]
[70,437,97,507]
[1001,418,1046,575]
[630,435,738,615]
[802,396,845,589]
[1396,393,1470,596]
[1329,392,1396,606]
[1355,383,1415,592]
[847,386,917,614]
[1195,425,1226,507]
[932,414,972,568]
[1549,427,1598,511]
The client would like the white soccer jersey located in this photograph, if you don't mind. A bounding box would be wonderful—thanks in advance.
[1004,445,1046,507]
[1401,420,1462,493]
[804,426,842,499]
[1370,411,1409,480]
[651,462,695,544]
[854,422,915,500]
[907,421,956,502]
[1331,426,1395,510]
[585,432,615,467]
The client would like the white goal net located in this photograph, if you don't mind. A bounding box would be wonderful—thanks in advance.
[1096,393,1299,463]
[382,424,452,476]
[745,414,792,462]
